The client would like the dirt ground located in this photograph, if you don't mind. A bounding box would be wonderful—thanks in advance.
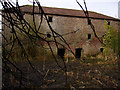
[2,56,120,89]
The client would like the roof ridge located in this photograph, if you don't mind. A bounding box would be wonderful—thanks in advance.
[20,5,118,20]
[2,5,120,21]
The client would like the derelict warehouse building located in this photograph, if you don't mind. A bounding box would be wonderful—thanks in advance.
[2,5,119,58]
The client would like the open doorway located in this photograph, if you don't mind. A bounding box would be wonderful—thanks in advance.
[75,48,82,58]
[57,48,65,58]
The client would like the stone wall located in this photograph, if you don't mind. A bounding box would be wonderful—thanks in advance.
[2,10,119,57]
[23,13,118,56]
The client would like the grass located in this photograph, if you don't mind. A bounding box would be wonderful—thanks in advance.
[2,41,119,88]
[3,54,119,88]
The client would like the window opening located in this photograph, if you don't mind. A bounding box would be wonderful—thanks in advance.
[57,48,65,58]
[48,16,53,22]
[88,34,91,39]
[100,48,103,52]
[108,21,110,25]
[102,34,106,38]
[75,48,82,58]
[47,33,51,38]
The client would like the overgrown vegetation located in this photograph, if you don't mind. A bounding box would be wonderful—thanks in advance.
[103,20,118,60]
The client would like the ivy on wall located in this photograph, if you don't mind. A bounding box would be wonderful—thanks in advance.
[103,20,118,54]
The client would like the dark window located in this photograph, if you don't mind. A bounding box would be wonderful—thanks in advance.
[108,21,110,25]
[75,48,82,58]
[48,16,53,22]
[102,34,106,38]
[57,48,65,58]
[47,33,51,38]
[88,34,91,39]
[100,48,103,52]
[88,19,91,25]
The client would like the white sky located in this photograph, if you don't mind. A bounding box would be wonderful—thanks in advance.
[0,0,120,29]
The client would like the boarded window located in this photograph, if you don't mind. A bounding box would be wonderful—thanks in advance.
[75,48,82,58]
[48,16,53,22]
[88,34,91,39]
[57,48,65,58]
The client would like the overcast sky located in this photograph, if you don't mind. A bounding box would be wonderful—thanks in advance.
[0,0,120,29]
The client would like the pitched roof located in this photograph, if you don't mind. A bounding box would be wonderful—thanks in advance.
[2,5,120,21]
